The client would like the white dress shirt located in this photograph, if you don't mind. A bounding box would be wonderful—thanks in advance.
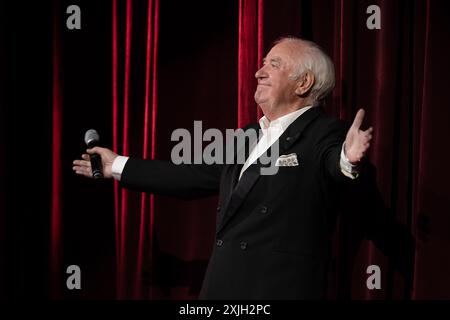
[111,155,130,181]
[111,107,359,181]
[238,106,313,180]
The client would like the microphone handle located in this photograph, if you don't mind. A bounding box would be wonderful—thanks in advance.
[90,153,104,179]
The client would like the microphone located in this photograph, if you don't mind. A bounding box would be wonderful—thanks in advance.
[84,129,104,179]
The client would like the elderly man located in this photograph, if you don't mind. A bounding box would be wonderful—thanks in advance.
[73,37,373,299]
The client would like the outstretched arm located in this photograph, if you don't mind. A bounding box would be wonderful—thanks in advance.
[73,147,223,199]
[120,158,222,199]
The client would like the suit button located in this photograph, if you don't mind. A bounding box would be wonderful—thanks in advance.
[216,239,223,247]
[260,206,268,214]
[217,206,221,212]
[240,241,247,250]
[286,136,291,141]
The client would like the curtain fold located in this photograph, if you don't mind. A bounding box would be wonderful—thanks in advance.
[238,0,264,127]
[112,0,159,299]
[50,0,63,299]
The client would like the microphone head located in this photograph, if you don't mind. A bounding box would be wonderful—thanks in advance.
[84,129,100,146]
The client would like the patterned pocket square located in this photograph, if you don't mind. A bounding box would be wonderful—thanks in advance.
[275,153,299,167]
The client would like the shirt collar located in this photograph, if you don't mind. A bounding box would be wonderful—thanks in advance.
[259,106,314,131]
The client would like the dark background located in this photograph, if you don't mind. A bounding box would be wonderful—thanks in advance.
[1,1,54,298]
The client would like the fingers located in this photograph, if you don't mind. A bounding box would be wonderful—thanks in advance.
[73,156,92,177]
[363,127,373,141]
[73,159,91,167]
[345,117,374,163]
[354,127,373,161]
[87,146,107,156]
[86,147,98,154]
[72,164,92,177]
[86,147,117,163]
[73,165,91,173]
[73,154,91,168]
[351,109,365,130]
[364,126,373,137]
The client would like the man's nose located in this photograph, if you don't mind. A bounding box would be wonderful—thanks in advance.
[255,65,267,79]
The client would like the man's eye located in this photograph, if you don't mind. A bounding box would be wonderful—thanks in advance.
[271,63,279,68]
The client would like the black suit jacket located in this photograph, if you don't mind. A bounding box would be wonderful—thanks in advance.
[120,107,358,299]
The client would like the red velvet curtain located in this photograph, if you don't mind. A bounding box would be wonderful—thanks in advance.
[111,0,160,299]
[41,0,450,299]
[51,0,63,298]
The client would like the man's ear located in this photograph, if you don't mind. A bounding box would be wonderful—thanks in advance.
[294,71,315,96]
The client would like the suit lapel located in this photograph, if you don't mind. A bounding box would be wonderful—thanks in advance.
[277,106,324,154]
[217,107,325,234]
[230,123,260,190]
[217,164,261,234]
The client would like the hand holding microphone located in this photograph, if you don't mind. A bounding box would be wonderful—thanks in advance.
[84,129,104,179]
[72,129,118,179]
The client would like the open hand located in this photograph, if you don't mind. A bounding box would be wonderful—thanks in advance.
[72,147,118,179]
[344,109,373,164]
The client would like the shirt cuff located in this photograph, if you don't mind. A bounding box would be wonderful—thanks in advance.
[111,156,129,181]
[339,143,359,179]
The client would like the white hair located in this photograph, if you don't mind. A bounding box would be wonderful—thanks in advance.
[276,37,335,105]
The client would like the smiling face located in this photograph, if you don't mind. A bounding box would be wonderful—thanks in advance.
[254,41,314,121]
